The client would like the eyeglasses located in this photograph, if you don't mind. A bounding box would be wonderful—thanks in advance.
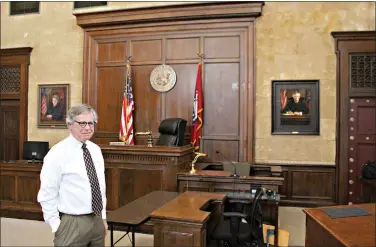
[74,120,96,128]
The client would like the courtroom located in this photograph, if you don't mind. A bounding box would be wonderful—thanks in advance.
[1,1,375,247]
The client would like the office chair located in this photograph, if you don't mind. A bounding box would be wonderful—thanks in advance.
[210,188,266,247]
[155,118,187,147]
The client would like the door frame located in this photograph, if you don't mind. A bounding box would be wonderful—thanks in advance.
[331,31,376,205]
[0,47,32,159]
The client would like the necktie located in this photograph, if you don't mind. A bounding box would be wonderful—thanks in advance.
[82,143,103,216]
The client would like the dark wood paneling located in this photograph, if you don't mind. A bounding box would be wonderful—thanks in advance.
[0,101,20,160]
[97,42,127,63]
[166,38,199,60]
[18,176,38,204]
[349,99,376,203]
[291,171,334,201]
[331,31,376,205]
[96,67,125,132]
[0,162,42,220]
[279,165,336,207]
[132,65,162,133]
[0,47,32,160]
[102,144,193,210]
[0,175,16,201]
[132,39,162,62]
[165,64,196,122]
[118,167,163,206]
[76,2,260,164]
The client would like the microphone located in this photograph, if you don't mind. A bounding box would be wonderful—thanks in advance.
[215,150,239,178]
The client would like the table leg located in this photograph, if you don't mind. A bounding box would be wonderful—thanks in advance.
[110,224,114,247]
[275,202,279,247]
[132,226,135,247]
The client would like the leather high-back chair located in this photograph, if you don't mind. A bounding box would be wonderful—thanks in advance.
[155,118,187,147]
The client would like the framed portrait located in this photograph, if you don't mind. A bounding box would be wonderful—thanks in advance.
[37,84,70,128]
[272,80,320,135]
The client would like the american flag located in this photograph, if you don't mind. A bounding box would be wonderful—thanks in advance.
[41,88,47,116]
[119,63,135,144]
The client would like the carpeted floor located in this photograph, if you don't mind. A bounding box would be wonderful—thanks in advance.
[1,206,306,246]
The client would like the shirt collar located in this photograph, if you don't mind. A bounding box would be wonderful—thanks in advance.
[68,134,87,149]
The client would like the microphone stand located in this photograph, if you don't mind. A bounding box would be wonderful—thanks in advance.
[216,151,239,178]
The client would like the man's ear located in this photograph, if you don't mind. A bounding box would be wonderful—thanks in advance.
[66,118,71,127]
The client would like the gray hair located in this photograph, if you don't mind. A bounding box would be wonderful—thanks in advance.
[66,104,98,124]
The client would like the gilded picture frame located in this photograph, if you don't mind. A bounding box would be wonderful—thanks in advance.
[37,84,70,128]
[272,80,320,135]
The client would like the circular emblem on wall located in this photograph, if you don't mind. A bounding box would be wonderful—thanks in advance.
[150,64,177,93]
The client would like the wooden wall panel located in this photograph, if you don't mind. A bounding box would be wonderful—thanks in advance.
[132,39,162,63]
[204,36,240,59]
[275,164,337,207]
[0,175,15,201]
[96,67,125,132]
[166,38,200,60]
[18,176,38,203]
[165,64,196,123]
[0,47,32,160]
[291,171,334,201]
[203,63,239,137]
[118,168,163,206]
[203,140,239,162]
[132,65,161,133]
[97,42,127,63]
[77,2,262,163]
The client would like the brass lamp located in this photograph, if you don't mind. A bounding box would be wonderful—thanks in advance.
[135,131,153,147]
[189,152,207,174]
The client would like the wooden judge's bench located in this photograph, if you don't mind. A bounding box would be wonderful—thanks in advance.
[100,144,193,210]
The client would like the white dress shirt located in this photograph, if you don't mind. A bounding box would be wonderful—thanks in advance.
[37,134,107,233]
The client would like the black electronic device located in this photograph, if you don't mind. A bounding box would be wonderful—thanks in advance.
[215,150,239,178]
[22,141,49,163]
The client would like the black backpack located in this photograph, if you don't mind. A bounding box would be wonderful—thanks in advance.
[362,160,376,179]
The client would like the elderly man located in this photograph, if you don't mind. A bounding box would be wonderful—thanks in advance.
[282,90,309,115]
[37,104,107,247]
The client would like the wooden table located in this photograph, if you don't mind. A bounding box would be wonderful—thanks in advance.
[151,191,226,247]
[107,191,179,247]
[303,203,375,247]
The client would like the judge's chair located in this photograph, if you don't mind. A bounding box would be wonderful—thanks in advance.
[155,118,187,147]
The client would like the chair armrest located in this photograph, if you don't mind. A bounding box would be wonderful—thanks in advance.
[228,199,250,205]
[223,212,247,219]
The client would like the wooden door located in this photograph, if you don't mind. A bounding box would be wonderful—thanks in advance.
[0,48,32,160]
[0,100,20,160]
[348,98,376,203]
[332,31,376,205]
